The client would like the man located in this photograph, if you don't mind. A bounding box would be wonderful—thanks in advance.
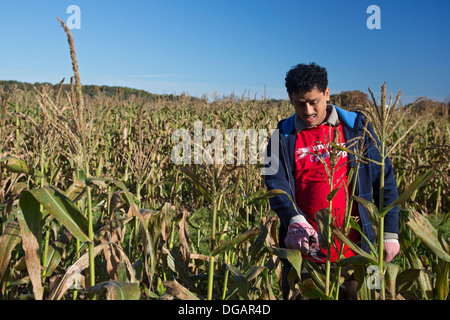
[264,63,400,299]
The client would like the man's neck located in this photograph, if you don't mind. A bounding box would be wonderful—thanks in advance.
[295,105,338,133]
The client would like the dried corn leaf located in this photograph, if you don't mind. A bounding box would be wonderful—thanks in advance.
[163,246,200,294]
[406,210,450,262]
[48,242,109,300]
[162,280,200,300]
[17,192,43,300]
[0,156,33,175]
[385,262,400,298]
[87,281,140,300]
[0,221,21,282]
[178,209,191,268]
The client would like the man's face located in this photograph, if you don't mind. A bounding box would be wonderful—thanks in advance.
[289,87,330,127]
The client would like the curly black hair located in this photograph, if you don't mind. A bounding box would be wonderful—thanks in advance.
[285,62,328,95]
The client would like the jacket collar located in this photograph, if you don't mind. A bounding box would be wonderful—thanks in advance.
[279,105,359,136]
[294,105,340,133]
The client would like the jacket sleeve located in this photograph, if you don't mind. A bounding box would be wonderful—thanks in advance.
[264,134,303,230]
[366,123,399,235]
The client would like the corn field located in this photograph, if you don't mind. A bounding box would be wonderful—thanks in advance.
[0,20,449,301]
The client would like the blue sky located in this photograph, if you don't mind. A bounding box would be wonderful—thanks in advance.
[1,0,449,104]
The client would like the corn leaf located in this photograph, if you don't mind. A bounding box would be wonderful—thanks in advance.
[382,169,435,217]
[163,246,201,295]
[17,193,43,300]
[402,247,434,299]
[48,242,109,300]
[20,187,90,243]
[385,262,400,298]
[246,188,288,205]
[162,280,201,300]
[338,255,375,266]
[315,208,330,249]
[210,227,259,256]
[329,143,382,166]
[268,247,303,280]
[225,264,249,299]
[298,278,333,300]
[64,179,86,201]
[0,222,21,282]
[331,227,378,263]
[351,195,379,236]
[302,259,326,292]
[0,156,32,175]
[87,281,140,300]
[326,186,340,202]
[396,268,421,293]
[348,217,378,255]
[180,166,213,202]
[44,230,72,277]
[435,260,449,300]
[406,210,450,262]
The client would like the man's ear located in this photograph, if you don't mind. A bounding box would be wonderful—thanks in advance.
[288,93,293,105]
[324,88,330,102]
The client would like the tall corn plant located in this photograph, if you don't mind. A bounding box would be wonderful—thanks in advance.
[9,18,105,298]
[355,84,429,299]
[314,126,365,298]
[337,84,437,299]
[51,18,100,292]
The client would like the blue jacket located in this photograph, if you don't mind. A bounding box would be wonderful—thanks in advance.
[264,106,399,253]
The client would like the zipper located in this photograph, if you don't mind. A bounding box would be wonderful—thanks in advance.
[280,135,296,204]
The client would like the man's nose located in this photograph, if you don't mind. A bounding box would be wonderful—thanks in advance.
[304,103,315,114]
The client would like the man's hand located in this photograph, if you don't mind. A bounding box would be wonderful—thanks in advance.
[384,239,400,262]
[284,215,318,255]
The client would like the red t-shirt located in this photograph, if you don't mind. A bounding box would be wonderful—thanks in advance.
[294,122,356,262]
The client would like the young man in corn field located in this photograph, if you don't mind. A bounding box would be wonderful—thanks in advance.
[264,63,400,299]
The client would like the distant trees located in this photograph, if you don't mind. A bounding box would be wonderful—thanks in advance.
[0,80,197,102]
[330,90,370,109]
[1,80,447,118]
[407,99,449,118]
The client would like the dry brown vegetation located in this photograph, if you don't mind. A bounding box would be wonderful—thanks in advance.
[0,19,448,300]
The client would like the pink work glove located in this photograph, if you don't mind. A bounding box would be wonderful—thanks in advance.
[284,215,318,255]
[384,239,400,262]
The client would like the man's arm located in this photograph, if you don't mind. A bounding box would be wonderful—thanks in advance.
[263,135,302,230]
[264,134,319,254]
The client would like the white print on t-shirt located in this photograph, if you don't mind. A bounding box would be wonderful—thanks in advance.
[296,142,347,163]
[296,146,311,160]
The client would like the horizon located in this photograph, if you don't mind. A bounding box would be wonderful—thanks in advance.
[1,78,447,106]
[1,1,449,105]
